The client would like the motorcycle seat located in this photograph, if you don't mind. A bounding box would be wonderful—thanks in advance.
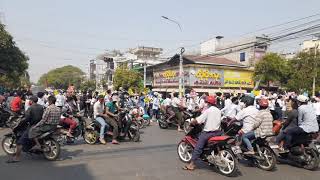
[208,135,230,142]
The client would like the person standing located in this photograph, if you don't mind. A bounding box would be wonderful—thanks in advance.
[172,92,184,132]
[55,90,66,109]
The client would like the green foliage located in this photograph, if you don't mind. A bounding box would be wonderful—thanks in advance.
[285,51,320,93]
[0,21,29,88]
[253,53,288,87]
[38,65,85,89]
[80,80,96,92]
[113,64,143,91]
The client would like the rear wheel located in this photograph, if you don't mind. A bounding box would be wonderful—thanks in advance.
[43,139,60,161]
[83,130,98,144]
[217,149,238,177]
[128,126,140,142]
[303,148,320,170]
[158,121,168,129]
[1,135,16,155]
[177,141,193,163]
[256,146,276,171]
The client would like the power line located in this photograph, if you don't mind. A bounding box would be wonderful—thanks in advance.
[239,12,320,37]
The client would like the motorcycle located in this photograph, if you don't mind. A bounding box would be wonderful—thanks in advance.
[271,125,320,170]
[177,124,240,177]
[158,108,200,134]
[1,118,62,161]
[221,118,277,171]
[85,108,140,144]
[60,110,91,144]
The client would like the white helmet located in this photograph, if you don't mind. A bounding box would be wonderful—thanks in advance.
[297,95,309,103]
[272,93,278,99]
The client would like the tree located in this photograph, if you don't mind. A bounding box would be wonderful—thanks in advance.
[38,65,85,89]
[253,53,288,89]
[285,51,320,93]
[113,64,143,91]
[79,80,96,92]
[0,21,29,88]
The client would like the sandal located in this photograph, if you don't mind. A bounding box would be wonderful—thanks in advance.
[182,165,195,171]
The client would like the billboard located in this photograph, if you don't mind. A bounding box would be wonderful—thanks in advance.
[189,68,224,87]
[153,67,254,88]
[224,70,254,88]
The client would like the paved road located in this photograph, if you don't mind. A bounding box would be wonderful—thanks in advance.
[0,124,319,180]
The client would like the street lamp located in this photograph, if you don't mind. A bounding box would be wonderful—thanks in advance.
[161,16,184,97]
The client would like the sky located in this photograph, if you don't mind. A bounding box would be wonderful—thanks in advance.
[0,0,320,82]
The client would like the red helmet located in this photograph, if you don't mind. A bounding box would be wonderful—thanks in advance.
[205,95,216,105]
[259,98,269,108]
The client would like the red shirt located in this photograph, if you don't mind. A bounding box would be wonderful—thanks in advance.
[11,97,22,112]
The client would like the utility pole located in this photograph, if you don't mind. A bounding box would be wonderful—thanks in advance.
[161,16,184,97]
[179,47,185,97]
[312,41,319,97]
[144,61,147,88]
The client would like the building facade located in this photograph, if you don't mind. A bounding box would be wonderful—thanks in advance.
[200,36,269,67]
[146,55,254,94]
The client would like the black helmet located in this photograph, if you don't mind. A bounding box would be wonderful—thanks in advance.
[240,96,255,107]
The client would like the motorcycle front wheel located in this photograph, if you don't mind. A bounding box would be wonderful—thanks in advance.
[177,141,193,163]
[1,135,16,155]
[83,130,98,145]
[43,139,60,161]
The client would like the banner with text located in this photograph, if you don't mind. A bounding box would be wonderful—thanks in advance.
[224,70,254,88]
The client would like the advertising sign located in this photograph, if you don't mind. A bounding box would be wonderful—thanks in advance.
[190,68,224,87]
[224,70,254,88]
[153,69,189,86]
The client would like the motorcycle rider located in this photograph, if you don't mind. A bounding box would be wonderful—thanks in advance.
[172,92,184,132]
[282,95,319,152]
[239,98,274,155]
[7,96,44,163]
[11,91,22,115]
[105,94,125,144]
[93,95,109,144]
[60,96,79,137]
[183,95,222,171]
[28,96,61,150]
[234,96,259,150]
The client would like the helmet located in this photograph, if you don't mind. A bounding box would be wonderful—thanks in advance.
[259,98,269,108]
[297,95,308,103]
[272,93,278,99]
[205,95,216,105]
[241,96,255,107]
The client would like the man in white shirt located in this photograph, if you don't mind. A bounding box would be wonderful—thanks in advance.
[93,95,109,144]
[184,95,222,170]
[55,90,66,109]
[172,92,183,131]
[222,97,240,118]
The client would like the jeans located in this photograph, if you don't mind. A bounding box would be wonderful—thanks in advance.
[284,126,305,149]
[95,117,109,139]
[191,131,222,161]
[242,131,255,151]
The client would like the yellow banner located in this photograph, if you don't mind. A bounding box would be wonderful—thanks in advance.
[224,70,254,88]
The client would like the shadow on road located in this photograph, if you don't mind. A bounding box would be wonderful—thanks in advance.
[0,151,94,180]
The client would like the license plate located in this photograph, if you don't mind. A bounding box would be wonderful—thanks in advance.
[231,146,242,154]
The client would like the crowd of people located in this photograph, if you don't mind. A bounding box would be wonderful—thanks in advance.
[1,86,320,166]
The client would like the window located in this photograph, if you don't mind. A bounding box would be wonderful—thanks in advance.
[240,52,245,62]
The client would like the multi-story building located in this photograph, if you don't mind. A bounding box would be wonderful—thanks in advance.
[302,39,320,52]
[200,36,269,67]
[89,47,166,89]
